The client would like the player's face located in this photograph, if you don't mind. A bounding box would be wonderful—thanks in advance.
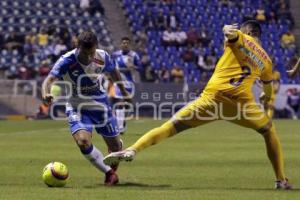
[121,40,130,52]
[78,45,96,65]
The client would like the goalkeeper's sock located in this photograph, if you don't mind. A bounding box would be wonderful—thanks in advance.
[129,121,177,152]
[263,124,286,181]
[81,145,111,173]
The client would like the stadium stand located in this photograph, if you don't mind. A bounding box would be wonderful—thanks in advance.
[120,0,300,84]
[0,0,112,80]
[0,0,299,85]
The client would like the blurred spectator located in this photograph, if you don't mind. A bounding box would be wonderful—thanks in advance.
[71,35,79,49]
[155,10,167,30]
[58,27,72,48]
[144,65,156,82]
[138,47,151,81]
[26,32,37,45]
[136,31,148,49]
[277,2,295,28]
[37,28,49,47]
[286,88,300,119]
[5,31,24,50]
[142,11,155,31]
[275,0,290,10]
[38,60,51,78]
[197,51,206,69]
[80,0,90,10]
[18,63,35,80]
[174,26,187,46]
[171,65,184,83]
[219,0,233,7]
[199,71,211,86]
[166,11,179,29]
[138,48,150,68]
[181,45,196,62]
[54,39,68,57]
[281,30,296,49]
[23,35,37,56]
[199,29,210,46]
[157,65,170,83]
[89,0,105,16]
[255,5,266,22]
[205,55,216,71]
[186,27,199,46]
[267,11,277,23]
[0,31,4,49]
[162,27,176,46]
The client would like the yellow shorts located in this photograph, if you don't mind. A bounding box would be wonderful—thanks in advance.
[174,92,270,131]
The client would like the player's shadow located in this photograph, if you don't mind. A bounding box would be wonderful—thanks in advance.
[177,186,300,191]
[115,182,172,189]
[85,182,171,189]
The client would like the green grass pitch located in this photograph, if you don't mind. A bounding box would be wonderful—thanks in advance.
[0,119,299,200]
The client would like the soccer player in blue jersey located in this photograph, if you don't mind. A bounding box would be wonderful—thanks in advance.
[111,37,141,134]
[42,31,130,186]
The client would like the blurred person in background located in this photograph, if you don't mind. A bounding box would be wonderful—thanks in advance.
[171,64,184,83]
[287,57,300,78]
[286,88,300,119]
[281,29,296,49]
[112,37,141,134]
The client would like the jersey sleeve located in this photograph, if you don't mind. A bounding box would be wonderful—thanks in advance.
[50,56,69,78]
[111,51,118,60]
[260,61,273,83]
[103,52,117,72]
[225,30,245,47]
[133,52,142,69]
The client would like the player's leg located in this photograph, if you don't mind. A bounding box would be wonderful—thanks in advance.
[72,130,111,173]
[257,122,292,189]
[264,100,274,118]
[104,97,216,164]
[67,108,117,186]
[103,119,192,164]
[228,102,292,189]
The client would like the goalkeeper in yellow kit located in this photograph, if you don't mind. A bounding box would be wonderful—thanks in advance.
[104,20,292,189]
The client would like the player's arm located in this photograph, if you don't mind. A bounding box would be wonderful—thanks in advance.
[260,61,274,104]
[260,82,274,103]
[42,56,68,104]
[42,75,59,104]
[104,52,131,99]
[287,57,300,78]
[110,69,131,99]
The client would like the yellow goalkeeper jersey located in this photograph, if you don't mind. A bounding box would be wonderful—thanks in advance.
[203,30,273,101]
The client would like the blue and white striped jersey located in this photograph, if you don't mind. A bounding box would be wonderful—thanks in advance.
[112,50,141,82]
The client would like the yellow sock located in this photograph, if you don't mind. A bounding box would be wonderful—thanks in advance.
[129,121,177,152]
[263,124,286,180]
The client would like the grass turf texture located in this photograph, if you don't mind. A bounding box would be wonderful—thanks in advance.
[0,119,299,200]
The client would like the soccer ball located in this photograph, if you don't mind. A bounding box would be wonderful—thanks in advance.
[42,162,69,187]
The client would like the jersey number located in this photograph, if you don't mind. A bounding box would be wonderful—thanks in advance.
[229,66,251,86]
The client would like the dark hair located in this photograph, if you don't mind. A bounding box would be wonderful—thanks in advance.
[241,20,262,37]
[121,36,130,42]
[78,30,98,48]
